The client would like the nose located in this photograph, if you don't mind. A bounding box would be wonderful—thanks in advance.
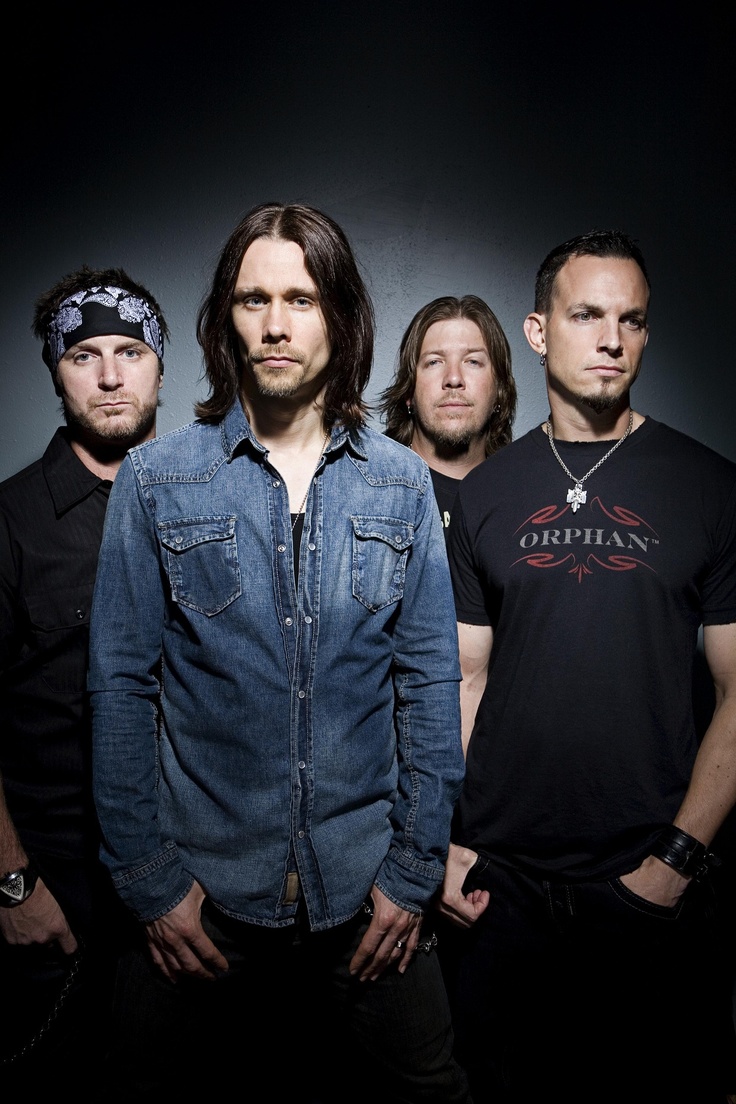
[597,319,623,357]
[442,357,464,388]
[98,353,124,389]
[263,300,290,343]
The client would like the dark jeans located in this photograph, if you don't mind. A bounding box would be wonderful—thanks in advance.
[440,855,735,1104]
[106,898,472,1103]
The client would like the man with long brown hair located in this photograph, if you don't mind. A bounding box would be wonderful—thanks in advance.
[88,203,471,1102]
[380,295,516,537]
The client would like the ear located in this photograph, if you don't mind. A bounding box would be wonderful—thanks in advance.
[523,312,546,356]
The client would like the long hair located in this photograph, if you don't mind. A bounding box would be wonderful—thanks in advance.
[379,295,517,456]
[195,202,375,426]
[534,229,650,314]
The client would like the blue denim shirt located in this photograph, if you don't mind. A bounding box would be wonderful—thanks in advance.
[88,402,463,928]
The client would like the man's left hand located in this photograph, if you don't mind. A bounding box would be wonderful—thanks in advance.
[349,884,422,982]
[620,854,690,908]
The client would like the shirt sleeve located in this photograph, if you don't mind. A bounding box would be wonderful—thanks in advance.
[88,454,192,921]
[447,485,492,627]
[373,467,465,912]
[701,477,736,625]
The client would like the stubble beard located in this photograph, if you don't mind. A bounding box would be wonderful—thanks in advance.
[249,346,310,399]
[416,406,490,454]
[63,396,159,451]
[252,365,306,398]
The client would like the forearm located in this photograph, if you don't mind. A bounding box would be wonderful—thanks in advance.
[672,692,736,847]
[0,779,28,874]
[674,622,736,847]
[624,629,736,907]
[0,777,77,950]
[460,678,485,758]
[91,690,192,919]
[457,622,493,759]
[382,666,465,908]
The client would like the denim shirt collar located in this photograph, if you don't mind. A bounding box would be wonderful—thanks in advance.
[219,399,369,463]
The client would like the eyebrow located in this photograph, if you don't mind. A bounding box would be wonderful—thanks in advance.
[233,285,318,301]
[420,345,489,356]
[569,301,648,322]
[67,337,145,352]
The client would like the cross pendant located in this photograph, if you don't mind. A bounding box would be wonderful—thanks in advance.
[567,483,587,512]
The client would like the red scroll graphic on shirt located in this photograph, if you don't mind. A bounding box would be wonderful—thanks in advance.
[512,498,659,584]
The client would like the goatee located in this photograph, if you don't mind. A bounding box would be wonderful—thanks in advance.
[579,393,623,415]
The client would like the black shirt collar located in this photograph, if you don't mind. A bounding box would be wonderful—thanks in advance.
[42,428,108,516]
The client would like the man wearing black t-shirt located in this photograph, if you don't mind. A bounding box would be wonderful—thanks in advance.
[379,295,517,538]
[437,231,736,1103]
[0,267,168,1089]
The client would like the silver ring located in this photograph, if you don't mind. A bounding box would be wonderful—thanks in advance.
[395,939,404,949]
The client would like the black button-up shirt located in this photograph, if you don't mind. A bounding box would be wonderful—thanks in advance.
[0,428,110,859]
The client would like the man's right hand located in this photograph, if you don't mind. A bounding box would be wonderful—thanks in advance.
[435,842,490,929]
[0,878,77,954]
[144,880,229,983]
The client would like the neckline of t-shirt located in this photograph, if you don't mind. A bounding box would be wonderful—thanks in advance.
[430,467,463,491]
[532,414,658,458]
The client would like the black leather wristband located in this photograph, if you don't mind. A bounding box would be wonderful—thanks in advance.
[0,866,39,908]
[650,826,721,881]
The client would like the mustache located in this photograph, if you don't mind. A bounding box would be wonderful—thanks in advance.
[250,345,305,364]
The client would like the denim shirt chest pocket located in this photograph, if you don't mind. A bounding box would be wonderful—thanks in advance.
[158,516,241,616]
[351,515,414,612]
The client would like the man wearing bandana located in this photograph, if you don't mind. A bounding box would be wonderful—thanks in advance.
[0,267,169,1089]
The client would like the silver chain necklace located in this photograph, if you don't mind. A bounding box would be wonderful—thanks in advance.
[291,431,330,532]
[545,409,634,513]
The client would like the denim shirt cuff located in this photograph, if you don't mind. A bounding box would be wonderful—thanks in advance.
[110,841,194,923]
[373,845,444,913]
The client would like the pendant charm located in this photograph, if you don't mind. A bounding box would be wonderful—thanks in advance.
[567,483,587,512]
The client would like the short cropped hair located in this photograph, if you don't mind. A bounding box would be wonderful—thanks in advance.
[195,202,375,427]
[379,294,516,456]
[534,229,650,315]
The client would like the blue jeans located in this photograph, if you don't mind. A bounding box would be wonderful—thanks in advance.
[442,855,734,1104]
[106,899,472,1103]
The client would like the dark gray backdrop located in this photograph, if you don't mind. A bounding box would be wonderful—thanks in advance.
[2,4,733,481]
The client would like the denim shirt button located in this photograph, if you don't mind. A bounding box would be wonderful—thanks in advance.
[308,543,316,551]
[277,544,286,553]
[272,480,280,488]
[298,690,306,699]
[304,616,312,624]
[284,617,293,626]
[298,830,305,839]
[298,760,306,769]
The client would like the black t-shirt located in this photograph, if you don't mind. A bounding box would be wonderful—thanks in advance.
[429,468,462,541]
[449,418,736,879]
[0,429,110,859]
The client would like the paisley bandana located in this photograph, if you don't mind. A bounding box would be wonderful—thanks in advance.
[43,286,165,370]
